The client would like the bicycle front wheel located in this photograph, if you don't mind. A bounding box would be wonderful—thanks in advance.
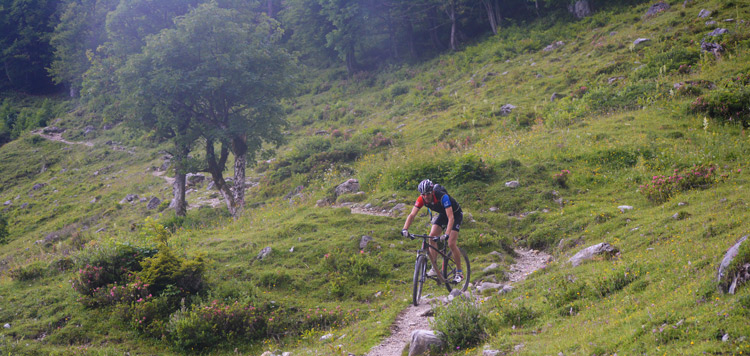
[412,254,427,306]
[442,248,470,293]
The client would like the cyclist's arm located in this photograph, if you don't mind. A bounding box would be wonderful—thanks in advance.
[444,205,455,235]
[403,206,420,230]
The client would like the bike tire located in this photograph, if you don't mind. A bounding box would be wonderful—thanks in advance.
[412,255,427,306]
[442,248,470,293]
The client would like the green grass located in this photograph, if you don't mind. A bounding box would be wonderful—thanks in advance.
[3,0,750,354]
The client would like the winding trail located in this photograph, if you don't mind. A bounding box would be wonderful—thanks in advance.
[32,129,94,147]
[364,248,553,355]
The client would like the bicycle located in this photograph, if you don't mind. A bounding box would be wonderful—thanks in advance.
[407,232,470,306]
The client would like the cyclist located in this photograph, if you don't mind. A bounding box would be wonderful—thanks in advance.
[402,179,464,283]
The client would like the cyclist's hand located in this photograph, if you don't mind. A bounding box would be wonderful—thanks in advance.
[439,234,449,242]
[401,229,409,238]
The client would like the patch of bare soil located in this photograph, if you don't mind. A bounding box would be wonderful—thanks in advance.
[32,129,94,147]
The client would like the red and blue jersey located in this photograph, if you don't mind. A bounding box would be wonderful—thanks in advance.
[414,184,461,214]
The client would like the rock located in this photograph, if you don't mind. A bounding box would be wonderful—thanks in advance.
[706,20,718,26]
[499,104,516,116]
[569,242,619,267]
[618,205,634,213]
[678,202,688,206]
[260,352,274,356]
[186,173,205,186]
[490,251,504,259]
[32,183,46,191]
[20,202,28,209]
[315,130,328,136]
[364,203,372,209]
[483,263,499,273]
[708,28,729,37]
[568,0,592,19]
[477,282,504,293]
[3,201,10,206]
[499,285,514,294]
[119,194,139,204]
[316,198,332,207]
[320,333,333,341]
[608,76,625,84]
[3,323,9,329]
[335,179,360,197]
[484,350,501,356]
[543,41,565,52]
[645,1,670,17]
[698,9,711,18]
[284,185,304,200]
[550,92,564,101]
[633,38,651,47]
[256,247,272,260]
[390,203,406,213]
[489,206,499,212]
[96,227,106,233]
[505,181,520,188]
[701,41,724,57]
[397,124,406,129]
[147,197,161,210]
[409,330,444,356]
[717,236,749,294]
[359,235,373,249]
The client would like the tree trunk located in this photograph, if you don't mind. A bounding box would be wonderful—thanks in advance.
[482,0,500,35]
[386,11,399,60]
[205,140,237,216]
[170,146,189,217]
[428,7,444,51]
[267,0,274,18]
[345,46,357,74]
[445,1,458,51]
[405,16,417,58]
[231,136,248,217]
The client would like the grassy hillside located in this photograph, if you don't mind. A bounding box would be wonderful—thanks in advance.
[2,0,750,354]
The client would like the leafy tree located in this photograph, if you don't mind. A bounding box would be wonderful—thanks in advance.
[318,0,363,74]
[118,2,297,217]
[49,0,119,97]
[0,0,59,93]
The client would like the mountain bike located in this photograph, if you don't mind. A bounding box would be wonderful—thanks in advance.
[407,232,470,306]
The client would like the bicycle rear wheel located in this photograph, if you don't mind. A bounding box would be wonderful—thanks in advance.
[412,255,427,306]
[442,248,470,293]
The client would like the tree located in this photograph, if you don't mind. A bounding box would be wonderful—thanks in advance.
[119,2,297,217]
[0,0,59,93]
[318,0,363,74]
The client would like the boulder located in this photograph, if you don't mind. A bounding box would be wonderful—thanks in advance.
[119,194,139,204]
[701,41,724,57]
[484,350,501,356]
[618,205,634,213]
[499,104,517,116]
[498,285,514,294]
[568,0,592,19]
[32,183,46,191]
[698,9,711,18]
[569,242,619,267]
[550,92,564,102]
[335,179,360,197]
[42,126,65,134]
[409,330,444,356]
[256,247,272,260]
[717,236,749,294]
[645,1,670,17]
[284,185,304,200]
[477,282,504,293]
[483,263,500,273]
[708,28,729,37]
[186,173,205,186]
[147,197,161,210]
[633,38,651,47]
[505,181,520,188]
[359,235,373,249]
[543,41,565,52]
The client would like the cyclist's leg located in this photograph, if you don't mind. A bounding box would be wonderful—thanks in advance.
[448,230,461,272]
[428,223,443,271]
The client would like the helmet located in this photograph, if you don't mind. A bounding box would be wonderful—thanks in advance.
[417,179,434,194]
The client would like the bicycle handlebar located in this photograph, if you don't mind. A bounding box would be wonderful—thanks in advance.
[408,233,439,241]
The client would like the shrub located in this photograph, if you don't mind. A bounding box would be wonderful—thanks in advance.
[634,47,701,80]
[390,84,409,98]
[592,264,641,298]
[8,261,46,281]
[75,242,158,287]
[690,74,750,125]
[139,247,206,295]
[0,214,8,244]
[71,264,110,297]
[431,297,488,349]
[167,300,266,351]
[639,164,722,203]
[495,302,537,327]
[383,154,493,191]
[553,169,570,188]
[84,277,152,307]
[544,276,588,307]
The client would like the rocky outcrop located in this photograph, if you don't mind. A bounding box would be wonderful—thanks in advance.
[409,330,444,356]
[717,236,749,294]
[569,242,619,267]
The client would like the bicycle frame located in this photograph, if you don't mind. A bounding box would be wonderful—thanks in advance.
[411,233,450,283]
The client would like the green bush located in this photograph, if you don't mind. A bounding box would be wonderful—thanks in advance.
[496,301,537,327]
[383,154,493,191]
[0,213,8,244]
[634,47,701,80]
[139,247,206,295]
[8,261,46,281]
[690,74,750,125]
[167,300,267,351]
[75,242,158,288]
[431,297,489,349]
[584,81,662,112]
[592,264,641,298]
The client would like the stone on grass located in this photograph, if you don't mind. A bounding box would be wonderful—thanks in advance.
[335,179,360,197]
[717,236,750,294]
[568,0,592,19]
[698,9,711,18]
[569,242,619,267]
[708,28,729,37]
[320,333,333,341]
[645,1,670,17]
[477,282,504,293]
[256,247,272,261]
[633,38,651,47]
[483,263,499,273]
[505,181,520,188]
[409,330,444,356]
[119,194,139,204]
[147,197,161,210]
[359,235,373,249]
[618,205,634,213]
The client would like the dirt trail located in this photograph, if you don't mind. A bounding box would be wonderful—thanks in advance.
[32,129,94,147]
[365,248,552,356]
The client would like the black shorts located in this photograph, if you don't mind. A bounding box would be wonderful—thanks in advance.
[432,211,463,232]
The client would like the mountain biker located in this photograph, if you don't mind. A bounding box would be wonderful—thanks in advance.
[401,179,464,283]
